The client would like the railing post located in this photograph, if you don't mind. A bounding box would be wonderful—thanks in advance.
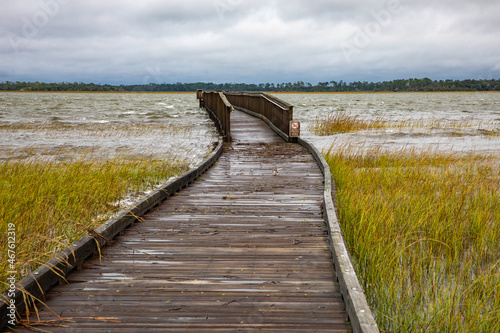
[196,89,204,108]
[225,104,231,141]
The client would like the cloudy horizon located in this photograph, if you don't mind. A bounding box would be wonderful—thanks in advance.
[1,0,499,85]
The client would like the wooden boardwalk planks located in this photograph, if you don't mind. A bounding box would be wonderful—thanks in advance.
[11,111,351,332]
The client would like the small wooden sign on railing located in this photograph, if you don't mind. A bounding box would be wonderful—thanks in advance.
[289,121,300,137]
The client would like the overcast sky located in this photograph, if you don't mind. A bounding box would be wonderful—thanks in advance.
[1,0,499,85]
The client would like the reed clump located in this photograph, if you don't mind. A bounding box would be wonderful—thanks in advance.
[0,155,189,293]
[324,144,500,332]
[309,110,500,136]
[309,111,386,134]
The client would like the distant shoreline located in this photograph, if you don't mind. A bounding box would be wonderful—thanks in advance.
[271,91,500,94]
[0,90,195,94]
[2,78,500,93]
[2,90,499,94]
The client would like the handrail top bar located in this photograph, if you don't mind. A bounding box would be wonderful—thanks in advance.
[222,91,293,110]
[260,92,293,109]
[218,92,233,108]
[201,90,293,111]
[201,90,233,109]
[260,93,288,111]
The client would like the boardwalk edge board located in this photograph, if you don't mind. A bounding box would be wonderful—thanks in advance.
[0,139,224,330]
[298,138,379,333]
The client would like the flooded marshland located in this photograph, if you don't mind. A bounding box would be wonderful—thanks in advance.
[285,92,500,154]
[0,92,219,164]
[1,92,499,330]
[1,92,499,160]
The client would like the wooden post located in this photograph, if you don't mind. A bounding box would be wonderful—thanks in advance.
[197,89,204,108]
[225,104,232,142]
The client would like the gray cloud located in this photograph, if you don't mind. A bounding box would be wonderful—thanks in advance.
[1,0,499,84]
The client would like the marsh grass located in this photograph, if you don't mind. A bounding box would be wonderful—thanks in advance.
[0,123,193,137]
[0,154,189,293]
[309,111,386,134]
[309,110,500,136]
[324,144,500,332]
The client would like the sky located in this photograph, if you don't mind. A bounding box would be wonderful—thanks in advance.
[1,0,500,85]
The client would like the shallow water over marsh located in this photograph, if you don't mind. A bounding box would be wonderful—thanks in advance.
[281,92,500,154]
[0,92,218,164]
[1,92,499,163]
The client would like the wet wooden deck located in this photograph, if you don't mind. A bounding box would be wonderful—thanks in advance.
[13,110,351,332]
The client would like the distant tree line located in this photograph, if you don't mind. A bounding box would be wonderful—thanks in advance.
[1,78,500,92]
[0,81,120,92]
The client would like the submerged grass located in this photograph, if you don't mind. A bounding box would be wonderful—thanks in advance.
[310,110,500,136]
[324,144,500,332]
[0,123,193,137]
[0,154,189,294]
[309,111,386,134]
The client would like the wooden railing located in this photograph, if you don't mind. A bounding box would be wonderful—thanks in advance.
[198,90,232,141]
[197,90,297,142]
[224,92,294,140]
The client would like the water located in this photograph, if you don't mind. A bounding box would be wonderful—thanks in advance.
[1,92,499,164]
[281,92,500,154]
[0,92,219,164]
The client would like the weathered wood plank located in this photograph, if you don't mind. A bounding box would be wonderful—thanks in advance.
[8,111,352,332]
[0,139,224,331]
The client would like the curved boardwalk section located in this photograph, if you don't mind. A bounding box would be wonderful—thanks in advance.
[11,111,351,332]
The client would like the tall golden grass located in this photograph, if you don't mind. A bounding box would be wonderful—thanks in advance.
[309,110,500,136]
[0,154,189,293]
[324,144,500,332]
[0,123,192,137]
[309,110,386,134]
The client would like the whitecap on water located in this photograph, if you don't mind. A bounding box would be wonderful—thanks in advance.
[157,102,175,109]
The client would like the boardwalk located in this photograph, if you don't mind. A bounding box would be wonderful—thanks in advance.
[12,110,351,332]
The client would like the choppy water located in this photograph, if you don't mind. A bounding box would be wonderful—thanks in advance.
[281,92,500,154]
[1,92,499,165]
[0,92,219,164]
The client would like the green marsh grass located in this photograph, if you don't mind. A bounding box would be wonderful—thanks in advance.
[324,144,500,332]
[0,154,189,294]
